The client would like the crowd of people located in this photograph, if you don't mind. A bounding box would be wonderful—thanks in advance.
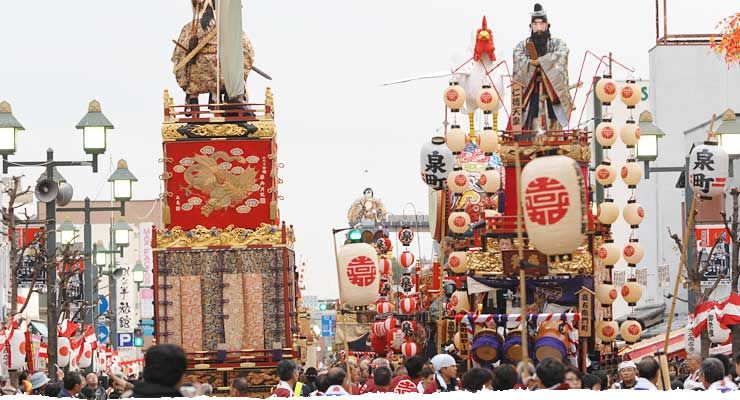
[2,345,740,397]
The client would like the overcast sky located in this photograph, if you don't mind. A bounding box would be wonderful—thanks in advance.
[1,1,737,298]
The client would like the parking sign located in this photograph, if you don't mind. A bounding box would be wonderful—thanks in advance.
[118,332,134,347]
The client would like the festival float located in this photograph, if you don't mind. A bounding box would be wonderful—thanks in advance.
[151,2,301,397]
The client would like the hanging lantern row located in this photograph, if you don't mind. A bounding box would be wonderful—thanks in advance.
[594,76,640,109]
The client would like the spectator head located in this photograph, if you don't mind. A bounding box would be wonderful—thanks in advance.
[316,373,330,393]
[305,367,318,382]
[492,364,518,390]
[701,358,725,386]
[638,357,660,383]
[710,354,734,378]
[63,372,84,394]
[431,354,458,380]
[277,360,299,383]
[618,360,637,385]
[564,366,583,389]
[371,358,390,370]
[686,354,702,373]
[327,367,346,387]
[405,356,426,380]
[29,372,50,393]
[536,357,565,388]
[143,344,187,388]
[592,370,609,390]
[581,373,601,390]
[231,377,249,397]
[461,367,493,392]
[394,366,408,378]
[372,367,392,388]
[85,373,98,389]
[420,366,434,380]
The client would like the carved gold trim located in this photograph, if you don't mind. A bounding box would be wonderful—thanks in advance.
[470,241,593,276]
[162,123,187,140]
[155,223,288,249]
[161,120,276,141]
[499,143,591,165]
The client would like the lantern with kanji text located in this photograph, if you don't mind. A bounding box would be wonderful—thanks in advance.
[595,75,618,105]
[621,160,642,188]
[420,136,455,191]
[443,82,466,111]
[595,120,617,149]
[398,227,414,246]
[622,239,644,266]
[448,211,471,235]
[337,243,380,307]
[623,200,644,227]
[595,161,617,187]
[448,251,468,274]
[620,80,641,109]
[448,169,470,194]
[688,141,729,200]
[620,319,642,343]
[596,282,618,306]
[621,279,643,306]
[596,320,618,343]
[597,239,620,268]
[708,311,730,344]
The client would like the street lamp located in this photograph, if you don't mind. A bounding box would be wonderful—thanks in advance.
[58,219,77,245]
[717,108,740,158]
[636,110,664,162]
[75,100,113,155]
[108,159,137,202]
[0,101,24,155]
[113,220,133,247]
[132,260,145,287]
[94,241,109,267]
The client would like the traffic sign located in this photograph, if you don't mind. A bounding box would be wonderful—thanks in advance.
[99,297,109,315]
[321,315,335,337]
[97,325,110,344]
[117,332,134,347]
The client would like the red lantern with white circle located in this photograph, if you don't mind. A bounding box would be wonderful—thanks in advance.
[596,320,619,343]
[479,127,499,154]
[383,317,397,332]
[8,327,26,370]
[623,239,644,266]
[595,75,617,104]
[620,80,641,109]
[338,243,379,307]
[595,161,617,187]
[78,342,93,369]
[689,141,729,200]
[476,86,500,112]
[621,161,642,188]
[620,120,641,148]
[401,340,419,358]
[446,125,466,153]
[598,239,620,268]
[621,279,643,306]
[595,120,617,148]
[443,82,466,111]
[400,297,417,314]
[448,251,468,274]
[400,251,415,270]
[448,169,470,194]
[448,211,471,235]
[376,300,394,315]
[480,169,501,194]
[596,282,618,306]
[620,319,642,343]
[623,200,644,227]
[58,336,72,368]
[372,321,388,337]
[520,155,586,257]
[597,199,619,226]
[378,257,392,276]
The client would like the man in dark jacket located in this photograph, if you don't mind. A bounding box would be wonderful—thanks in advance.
[58,372,85,398]
[81,373,107,400]
[130,344,187,398]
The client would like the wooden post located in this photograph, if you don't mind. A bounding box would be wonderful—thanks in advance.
[514,143,529,378]
[576,287,594,372]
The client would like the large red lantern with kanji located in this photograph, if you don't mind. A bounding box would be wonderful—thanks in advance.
[401,340,419,358]
[520,155,586,257]
[689,141,729,200]
[337,243,379,307]
[400,251,415,270]
[399,297,417,314]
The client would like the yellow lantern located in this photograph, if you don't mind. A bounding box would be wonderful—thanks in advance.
[446,125,466,153]
[596,281,618,306]
[479,127,499,154]
[596,320,619,343]
[337,243,380,307]
[620,160,642,188]
[597,239,620,268]
[448,211,471,234]
[623,200,644,227]
[595,75,618,104]
[597,199,619,225]
[520,155,586,257]
[450,290,471,313]
[622,239,644,266]
[448,251,469,274]
[443,82,466,111]
[621,279,643,306]
[620,319,642,343]
[620,120,641,148]
[595,161,617,187]
[480,169,501,194]
[476,85,500,113]
[620,80,641,109]
[448,169,469,194]
[595,120,617,148]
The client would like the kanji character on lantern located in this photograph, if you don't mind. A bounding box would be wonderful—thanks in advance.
[337,243,379,307]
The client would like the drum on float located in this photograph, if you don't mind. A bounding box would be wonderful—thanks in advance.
[533,321,571,362]
[502,330,534,363]
[470,328,503,364]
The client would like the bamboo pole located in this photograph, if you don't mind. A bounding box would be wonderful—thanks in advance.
[514,143,530,378]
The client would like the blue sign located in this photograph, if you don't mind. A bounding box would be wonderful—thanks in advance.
[321,315,335,337]
[97,325,110,344]
[99,297,109,315]
[117,332,134,347]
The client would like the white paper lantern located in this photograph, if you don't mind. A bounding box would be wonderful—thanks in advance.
[595,76,618,104]
[480,169,501,193]
[446,125,466,153]
[621,279,643,306]
[450,290,471,313]
[8,328,26,370]
[78,342,93,369]
[621,160,642,188]
[623,200,644,227]
[337,243,380,307]
[620,80,641,108]
[620,319,642,343]
[623,239,644,266]
[598,239,621,267]
[479,127,499,154]
[596,282,618,306]
[595,120,618,148]
[597,199,619,225]
[595,161,617,187]
[443,82,466,111]
[520,155,586,257]
[376,300,394,315]
[448,169,470,194]
[685,318,700,355]
[378,257,392,276]
[420,136,455,191]
[708,311,730,344]
[448,211,471,235]
[401,340,419,358]
[400,251,416,269]
[58,336,72,368]
[476,86,500,112]
[596,320,618,343]
[620,120,641,148]
[448,251,468,274]
[400,297,417,314]
[689,141,729,200]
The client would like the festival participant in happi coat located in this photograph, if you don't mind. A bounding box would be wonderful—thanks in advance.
[611,361,638,389]
[324,368,351,396]
[389,355,425,394]
[633,357,659,390]
[429,354,459,392]
[702,358,736,392]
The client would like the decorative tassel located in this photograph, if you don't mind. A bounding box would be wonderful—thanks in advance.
[162,203,171,225]
[493,113,498,132]
[468,112,476,142]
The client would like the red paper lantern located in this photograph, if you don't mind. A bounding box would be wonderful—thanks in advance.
[383,317,397,332]
[372,321,387,337]
[378,257,392,276]
[401,341,418,358]
[400,297,417,314]
[400,251,415,269]
[376,300,394,315]
[370,332,387,354]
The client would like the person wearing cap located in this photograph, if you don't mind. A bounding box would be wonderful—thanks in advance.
[30,371,62,396]
[612,360,638,389]
[429,354,459,392]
